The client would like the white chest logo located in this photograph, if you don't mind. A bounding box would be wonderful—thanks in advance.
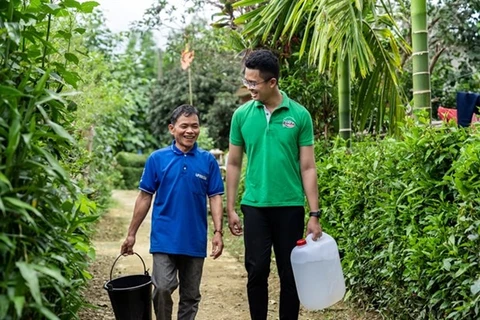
[195,173,207,181]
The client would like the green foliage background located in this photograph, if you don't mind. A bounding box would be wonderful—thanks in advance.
[316,123,480,319]
[1,1,101,318]
[149,20,241,150]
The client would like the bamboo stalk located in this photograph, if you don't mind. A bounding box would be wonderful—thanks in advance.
[411,0,431,121]
[338,55,351,148]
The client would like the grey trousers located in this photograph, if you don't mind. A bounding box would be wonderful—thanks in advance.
[151,253,205,320]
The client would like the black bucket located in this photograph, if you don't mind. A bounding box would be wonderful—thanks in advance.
[104,253,152,320]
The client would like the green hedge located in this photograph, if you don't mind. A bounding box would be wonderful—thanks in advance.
[116,152,149,168]
[317,124,479,319]
[116,152,148,189]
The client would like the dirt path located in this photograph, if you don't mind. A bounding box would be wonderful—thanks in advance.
[80,190,378,320]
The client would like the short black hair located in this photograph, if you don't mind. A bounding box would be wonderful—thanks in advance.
[244,49,280,81]
[170,104,199,125]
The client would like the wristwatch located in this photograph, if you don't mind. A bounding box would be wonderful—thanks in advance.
[309,211,321,219]
[213,229,224,236]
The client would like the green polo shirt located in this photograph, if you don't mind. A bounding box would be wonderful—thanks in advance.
[230,91,314,207]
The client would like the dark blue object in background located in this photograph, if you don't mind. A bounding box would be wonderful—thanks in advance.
[456,91,480,127]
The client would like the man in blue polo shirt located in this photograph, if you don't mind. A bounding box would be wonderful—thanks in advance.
[121,104,225,320]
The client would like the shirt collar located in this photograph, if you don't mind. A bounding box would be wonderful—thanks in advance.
[254,90,290,110]
[170,140,197,155]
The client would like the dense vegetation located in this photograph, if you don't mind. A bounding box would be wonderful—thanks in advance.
[317,123,480,319]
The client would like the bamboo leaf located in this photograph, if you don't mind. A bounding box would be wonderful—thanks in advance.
[3,197,41,222]
[13,296,25,318]
[35,147,69,181]
[0,172,12,189]
[0,234,14,249]
[6,108,21,165]
[38,305,60,320]
[0,295,8,319]
[16,262,42,305]
[33,265,69,285]
[47,120,75,144]
[0,85,25,97]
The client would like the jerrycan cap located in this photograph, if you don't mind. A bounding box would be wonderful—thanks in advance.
[296,239,307,246]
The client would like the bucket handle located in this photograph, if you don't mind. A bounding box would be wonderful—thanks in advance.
[109,252,149,281]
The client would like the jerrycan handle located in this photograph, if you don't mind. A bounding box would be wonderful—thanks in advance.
[305,232,331,245]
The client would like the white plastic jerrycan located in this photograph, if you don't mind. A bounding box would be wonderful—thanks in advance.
[290,232,346,310]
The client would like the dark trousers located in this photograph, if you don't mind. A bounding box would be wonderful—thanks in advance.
[241,205,305,320]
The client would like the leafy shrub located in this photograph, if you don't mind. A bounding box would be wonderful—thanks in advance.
[317,123,480,319]
[116,152,149,168]
[0,2,103,318]
[116,152,148,190]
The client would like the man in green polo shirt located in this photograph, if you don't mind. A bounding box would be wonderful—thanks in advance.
[226,49,322,320]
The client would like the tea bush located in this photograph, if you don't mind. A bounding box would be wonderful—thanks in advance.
[317,124,480,319]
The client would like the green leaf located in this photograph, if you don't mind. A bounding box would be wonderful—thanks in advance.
[0,234,14,249]
[0,85,25,97]
[454,265,469,278]
[60,70,81,87]
[443,258,452,271]
[5,22,21,45]
[13,296,25,317]
[233,0,266,9]
[74,27,86,34]
[80,1,100,13]
[471,279,480,295]
[64,52,79,65]
[34,69,50,93]
[44,3,62,13]
[38,305,60,320]
[16,262,42,305]
[3,197,41,223]
[63,0,82,9]
[35,147,69,181]
[6,109,21,165]
[47,120,75,144]
[0,295,8,319]
[33,265,69,285]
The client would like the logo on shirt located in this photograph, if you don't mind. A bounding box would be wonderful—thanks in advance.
[195,173,207,181]
[282,117,296,128]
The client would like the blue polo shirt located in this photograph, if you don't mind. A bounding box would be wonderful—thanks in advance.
[139,141,224,257]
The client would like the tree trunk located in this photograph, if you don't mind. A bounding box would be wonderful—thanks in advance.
[338,55,351,147]
[411,0,431,121]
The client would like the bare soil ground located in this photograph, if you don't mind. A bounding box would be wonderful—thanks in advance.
[79,190,379,320]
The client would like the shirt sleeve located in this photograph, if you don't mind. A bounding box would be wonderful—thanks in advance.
[229,109,244,146]
[138,154,159,194]
[207,155,225,197]
[298,109,314,146]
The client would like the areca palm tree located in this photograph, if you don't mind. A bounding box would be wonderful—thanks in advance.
[231,0,409,141]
